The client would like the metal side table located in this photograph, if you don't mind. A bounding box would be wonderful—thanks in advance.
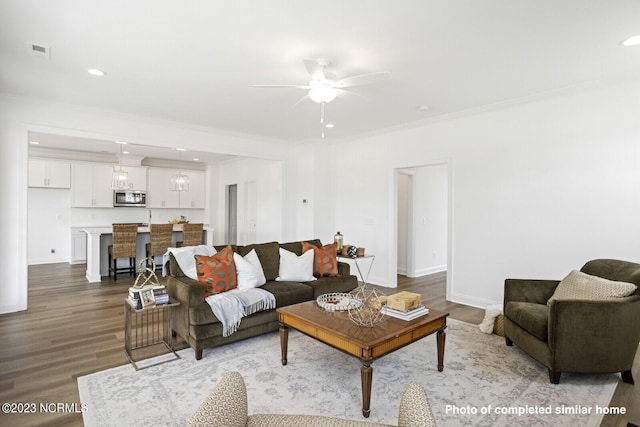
[124,298,180,370]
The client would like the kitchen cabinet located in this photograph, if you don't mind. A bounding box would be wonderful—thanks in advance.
[179,171,205,208]
[121,166,147,191]
[28,159,71,188]
[146,168,180,208]
[70,228,87,263]
[147,168,205,209]
[71,163,114,207]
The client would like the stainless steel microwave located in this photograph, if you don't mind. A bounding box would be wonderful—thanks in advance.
[113,190,146,207]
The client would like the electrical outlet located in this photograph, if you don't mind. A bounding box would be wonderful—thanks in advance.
[50,249,55,253]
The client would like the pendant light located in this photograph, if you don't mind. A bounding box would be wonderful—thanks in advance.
[111,141,129,190]
[170,148,190,192]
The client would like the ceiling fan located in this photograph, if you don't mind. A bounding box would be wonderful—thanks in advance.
[253,58,390,138]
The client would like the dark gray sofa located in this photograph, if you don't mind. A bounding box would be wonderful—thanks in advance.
[166,239,358,360]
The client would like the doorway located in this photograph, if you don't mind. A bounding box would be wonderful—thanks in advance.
[226,184,237,245]
[396,164,448,278]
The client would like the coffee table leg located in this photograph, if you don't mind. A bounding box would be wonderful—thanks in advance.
[437,328,446,372]
[279,323,289,366]
[360,360,373,418]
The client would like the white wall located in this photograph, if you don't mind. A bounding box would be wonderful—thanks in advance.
[28,188,71,264]
[329,78,640,308]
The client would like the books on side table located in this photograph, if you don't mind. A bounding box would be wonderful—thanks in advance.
[127,285,169,309]
[381,304,429,321]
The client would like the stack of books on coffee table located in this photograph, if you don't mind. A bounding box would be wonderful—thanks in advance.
[382,291,428,320]
[381,304,429,320]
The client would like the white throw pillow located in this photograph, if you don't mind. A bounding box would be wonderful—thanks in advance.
[548,270,638,305]
[233,250,266,290]
[276,248,316,282]
[164,245,216,280]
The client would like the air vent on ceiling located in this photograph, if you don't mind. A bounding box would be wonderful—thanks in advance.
[29,43,50,59]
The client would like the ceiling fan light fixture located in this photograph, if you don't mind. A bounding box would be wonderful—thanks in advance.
[621,35,640,46]
[308,84,338,103]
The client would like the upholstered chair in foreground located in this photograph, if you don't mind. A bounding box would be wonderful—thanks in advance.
[187,371,437,427]
[504,259,640,384]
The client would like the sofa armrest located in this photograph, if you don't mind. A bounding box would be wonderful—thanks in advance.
[166,275,206,342]
[504,279,560,306]
[548,296,640,365]
[337,261,351,277]
[397,383,437,427]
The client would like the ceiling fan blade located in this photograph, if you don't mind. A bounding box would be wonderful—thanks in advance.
[304,58,326,81]
[253,84,310,89]
[333,72,390,88]
[292,94,310,108]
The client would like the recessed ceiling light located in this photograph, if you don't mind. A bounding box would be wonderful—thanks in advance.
[122,151,130,154]
[114,141,128,144]
[621,35,640,46]
[87,68,105,76]
[29,141,40,145]
[176,148,186,151]
[192,158,200,161]
[417,105,432,112]
[325,123,335,128]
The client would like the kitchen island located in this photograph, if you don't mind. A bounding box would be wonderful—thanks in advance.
[83,224,213,283]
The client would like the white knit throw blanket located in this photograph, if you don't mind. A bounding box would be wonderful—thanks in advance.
[205,288,276,337]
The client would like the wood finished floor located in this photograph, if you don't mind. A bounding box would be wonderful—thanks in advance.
[0,264,637,426]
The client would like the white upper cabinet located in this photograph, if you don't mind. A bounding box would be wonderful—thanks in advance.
[121,166,147,191]
[179,171,205,209]
[71,163,114,207]
[146,168,180,208]
[28,159,71,188]
[147,167,205,209]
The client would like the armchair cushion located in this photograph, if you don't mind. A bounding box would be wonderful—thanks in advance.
[504,302,549,341]
[188,371,247,427]
[548,270,637,305]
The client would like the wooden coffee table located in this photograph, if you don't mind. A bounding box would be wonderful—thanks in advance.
[277,301,448,418]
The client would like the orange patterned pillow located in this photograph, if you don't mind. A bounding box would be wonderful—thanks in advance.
[302,241,340,277]
[195,246,237,296]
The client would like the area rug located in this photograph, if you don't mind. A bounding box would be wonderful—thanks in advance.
[78,319,619,426]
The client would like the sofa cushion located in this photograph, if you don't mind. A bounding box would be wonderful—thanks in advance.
[303,276,358,299]
[276,248,316,282]
[548,270,638,305]
[195,246,237,296]
[237,242,280,282]
[302,241,340,277]
[279,239,322,256]
[505,301,549,341]
[261,281,314,307]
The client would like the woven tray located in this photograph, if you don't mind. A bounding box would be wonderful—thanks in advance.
[316,293,363,312]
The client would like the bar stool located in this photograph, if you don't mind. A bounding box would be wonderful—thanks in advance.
[145,223,174,271]
[108,224,138,280]
[176,223,204,247]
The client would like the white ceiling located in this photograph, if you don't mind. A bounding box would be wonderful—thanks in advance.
[2,0,640,147]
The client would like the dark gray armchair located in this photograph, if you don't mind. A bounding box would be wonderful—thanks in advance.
[503,259,640,384]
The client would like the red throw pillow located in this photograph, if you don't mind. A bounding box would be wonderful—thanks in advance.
[195,246,237,296]
[302,241,340,277]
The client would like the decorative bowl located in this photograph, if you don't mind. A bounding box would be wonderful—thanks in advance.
[316,293,363,312]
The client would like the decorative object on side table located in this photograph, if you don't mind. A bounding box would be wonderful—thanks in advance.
[333,231,343,254]
[133,257,162,289]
